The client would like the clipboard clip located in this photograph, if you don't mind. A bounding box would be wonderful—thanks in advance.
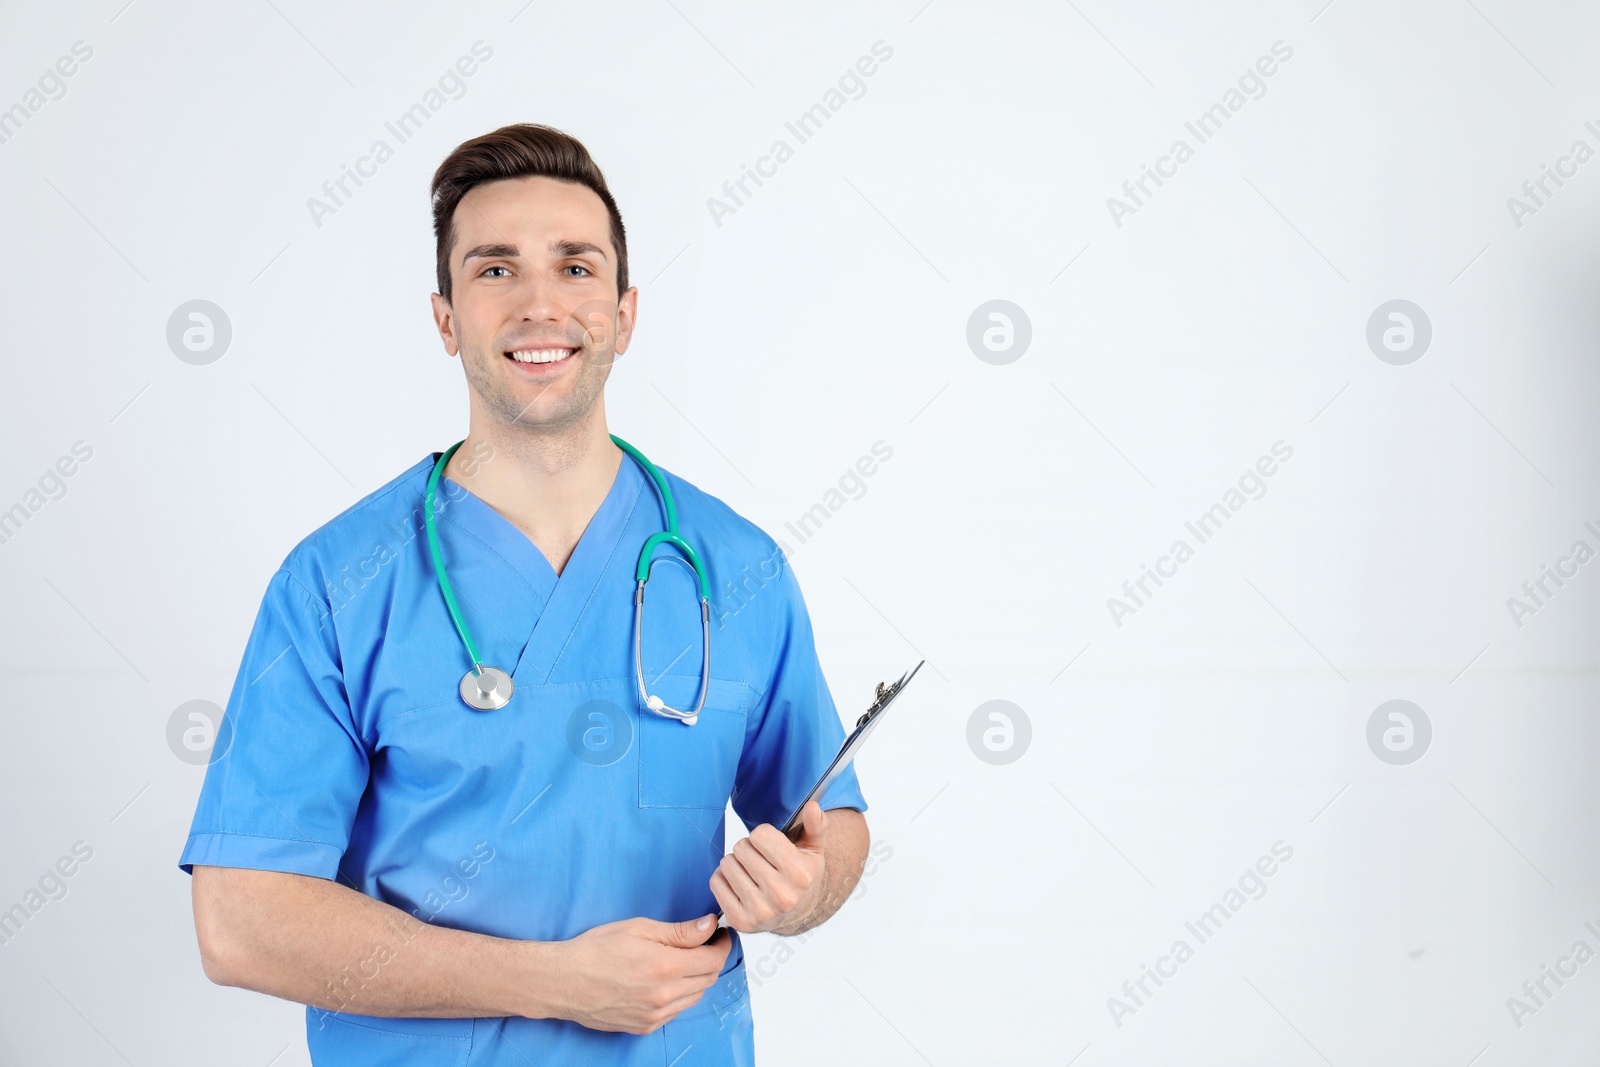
[856,659,925,728]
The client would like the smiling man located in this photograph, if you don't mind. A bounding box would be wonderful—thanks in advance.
[180,123,871,1066]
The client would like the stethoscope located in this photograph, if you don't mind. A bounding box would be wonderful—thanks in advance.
[424,435,711,723]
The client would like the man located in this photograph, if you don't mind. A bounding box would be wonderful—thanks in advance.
[180,122,871,1065]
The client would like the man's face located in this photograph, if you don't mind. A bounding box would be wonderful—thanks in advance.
[431,176,636,434]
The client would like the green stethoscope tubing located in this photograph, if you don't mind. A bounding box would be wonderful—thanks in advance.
[610,435,710,599]
[424,440,487,671]
[424,435,711,721]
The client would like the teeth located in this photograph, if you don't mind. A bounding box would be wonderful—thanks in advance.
[510,348,575,364]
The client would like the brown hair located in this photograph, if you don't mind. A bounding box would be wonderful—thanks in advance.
[430,123,629,305]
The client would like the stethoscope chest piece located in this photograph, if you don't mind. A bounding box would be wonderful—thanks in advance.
[460,666,514,711]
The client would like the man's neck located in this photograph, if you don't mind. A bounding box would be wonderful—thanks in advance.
[444,415,623,577]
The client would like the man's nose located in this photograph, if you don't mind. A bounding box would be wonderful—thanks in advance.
[513,269,565,327]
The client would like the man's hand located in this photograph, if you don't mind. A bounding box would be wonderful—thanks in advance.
[549,914,731,1035]
[711,800,829,934]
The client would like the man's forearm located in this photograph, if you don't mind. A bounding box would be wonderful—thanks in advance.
[774,808,870,936]
[193,865,558,1020]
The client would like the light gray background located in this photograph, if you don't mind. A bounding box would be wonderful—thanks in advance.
[2,0,1598,1064]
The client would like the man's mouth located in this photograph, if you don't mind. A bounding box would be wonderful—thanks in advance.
[504,346,578,367]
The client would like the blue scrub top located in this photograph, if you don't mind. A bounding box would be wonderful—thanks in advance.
[179,448,867,1066]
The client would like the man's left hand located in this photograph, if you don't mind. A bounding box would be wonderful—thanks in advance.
[710,801,827,934]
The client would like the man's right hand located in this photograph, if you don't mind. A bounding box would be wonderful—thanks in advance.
[548,914,732,1035]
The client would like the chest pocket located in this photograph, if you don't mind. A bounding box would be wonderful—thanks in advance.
[638,677,750,811]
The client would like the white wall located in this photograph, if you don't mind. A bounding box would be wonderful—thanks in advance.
[1,0,1597,1063]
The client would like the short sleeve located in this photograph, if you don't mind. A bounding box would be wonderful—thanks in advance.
[178,568,370,878]
[731,548,868,832]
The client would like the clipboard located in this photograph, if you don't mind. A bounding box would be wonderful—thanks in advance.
[776,659,923,837]
[712,660,923,927]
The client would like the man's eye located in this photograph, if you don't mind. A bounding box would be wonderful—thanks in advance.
[564,265,591,277]
[482,266,510,278]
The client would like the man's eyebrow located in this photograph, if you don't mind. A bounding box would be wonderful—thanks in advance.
[460,240,609,264]
[550,239,608,262]
[460,242,519,264]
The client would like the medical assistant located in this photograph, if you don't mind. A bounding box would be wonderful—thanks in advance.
[178,448,868,1067]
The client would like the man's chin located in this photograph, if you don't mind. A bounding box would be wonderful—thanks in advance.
[496,391,594,432]
[463,361,601,432]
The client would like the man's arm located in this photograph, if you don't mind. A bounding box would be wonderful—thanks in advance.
[711,802,870,936]
[191,865,730,1035]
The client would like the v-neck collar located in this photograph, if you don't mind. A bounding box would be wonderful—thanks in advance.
[434,450,647,686]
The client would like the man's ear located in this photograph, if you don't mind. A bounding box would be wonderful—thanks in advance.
[612,286,640,357]
[430,292,459,357]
